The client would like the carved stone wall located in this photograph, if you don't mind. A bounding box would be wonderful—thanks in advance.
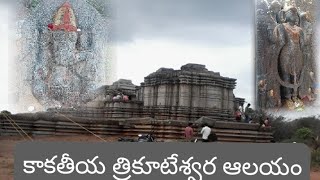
[142,64,236,111]
[84,64,242,121]
[255,0,317,110]
[136,64,237,120]
[12,0,111,112]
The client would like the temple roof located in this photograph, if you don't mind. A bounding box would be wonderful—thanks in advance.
[143,63,237,89]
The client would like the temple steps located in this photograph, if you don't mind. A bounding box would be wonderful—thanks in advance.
[0,114,273,143]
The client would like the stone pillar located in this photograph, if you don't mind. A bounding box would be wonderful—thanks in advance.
[192,85,200,108]
[228,89,235,110]
[157,85,166,106]
[179,84,190,107]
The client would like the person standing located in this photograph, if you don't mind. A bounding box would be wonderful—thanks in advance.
[264,117,271,128]
[184,123,194,141]
[235,109,242,122]
[200,123,211,142]
[244,103,251,123]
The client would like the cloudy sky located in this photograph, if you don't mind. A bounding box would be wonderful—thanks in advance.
[0,0,256,111]
[0,0,257,111]
[0,3,9,111]
[112,0,255,104]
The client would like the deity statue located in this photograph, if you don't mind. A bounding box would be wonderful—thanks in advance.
[272,6,305,106]
[255,0,316,110]
[11,0,110,112]
[32,1,104,108]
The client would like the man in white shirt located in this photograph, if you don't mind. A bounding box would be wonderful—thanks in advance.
[200,123,211,142]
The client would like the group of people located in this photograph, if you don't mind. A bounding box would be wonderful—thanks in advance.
[183,102,273,141]
[260,117,271,128]
[234,103,272,130]
[235,103,253,123]
[184,123,217,142]
[111,94,130,101]
[184,118,271,142]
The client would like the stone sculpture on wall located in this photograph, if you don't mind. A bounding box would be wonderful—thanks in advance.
[12,0,111,111]
[33,2,98,108]
[256,0,317,111]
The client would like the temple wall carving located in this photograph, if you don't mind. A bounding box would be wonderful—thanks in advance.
[86,64,242,121]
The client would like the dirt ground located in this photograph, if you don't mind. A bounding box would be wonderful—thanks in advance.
[1,136,319,180]
[311,172,320,180]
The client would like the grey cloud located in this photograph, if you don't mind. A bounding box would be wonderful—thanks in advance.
[15,0,254,45]
[135,24,253,46]
[109,0,254,44]
[113,0,253,25]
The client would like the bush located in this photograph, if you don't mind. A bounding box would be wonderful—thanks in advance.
[271,116,320,142]
[0,110,11,116]
[311,150,320,168]
[258,115,320,168]
[295,127,314,140]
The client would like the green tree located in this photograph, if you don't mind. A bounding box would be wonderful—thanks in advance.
[0,110,11,116]
[295,127,314,140]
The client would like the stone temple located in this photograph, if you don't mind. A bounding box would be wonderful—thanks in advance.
[84,64,245,121]
[1,63,273,142]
